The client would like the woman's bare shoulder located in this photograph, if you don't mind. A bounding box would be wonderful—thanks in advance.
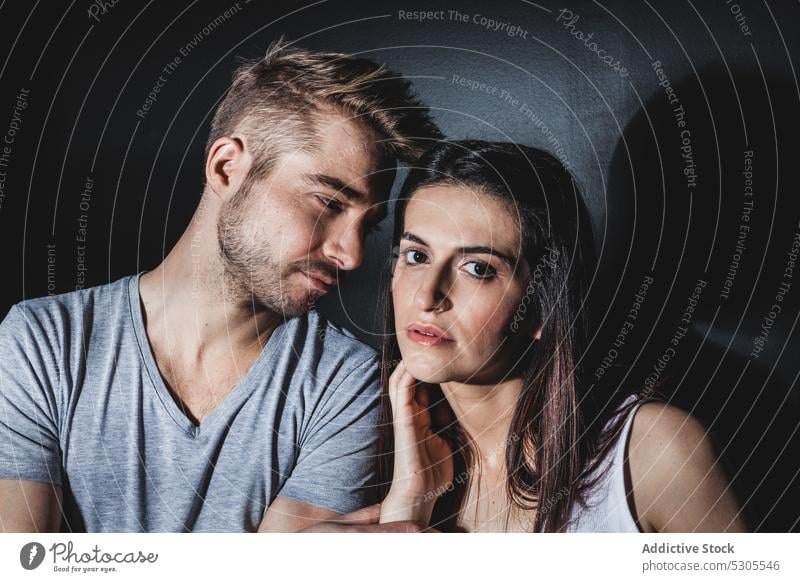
[630,401,708,455]
[626,401,747,532]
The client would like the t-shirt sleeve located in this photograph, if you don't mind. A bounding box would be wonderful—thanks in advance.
[0,304,63,486]
[277,353,381,515]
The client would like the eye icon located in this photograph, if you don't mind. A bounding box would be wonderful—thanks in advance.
[20,542,46,570]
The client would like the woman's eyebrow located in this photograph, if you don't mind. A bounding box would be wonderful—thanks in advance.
[459,246,517,266]
[401,233,517,266]
[401,232,428,245]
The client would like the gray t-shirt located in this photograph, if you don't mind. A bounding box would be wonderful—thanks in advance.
[0,274,382,532]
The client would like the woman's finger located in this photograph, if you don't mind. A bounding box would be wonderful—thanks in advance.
[414,383,430,409]
[387,360,406,405]
[388,361,415,411]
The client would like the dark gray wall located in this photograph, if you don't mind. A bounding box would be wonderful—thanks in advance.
[0,0,798,530]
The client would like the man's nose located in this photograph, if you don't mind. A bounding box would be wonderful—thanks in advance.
[323,222,364,271]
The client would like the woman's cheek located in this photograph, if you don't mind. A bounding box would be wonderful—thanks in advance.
[391,270,408,310]
[456,301,499,355]
[477,318,507,359]
[392,273,417,329]
[472,291,522,355]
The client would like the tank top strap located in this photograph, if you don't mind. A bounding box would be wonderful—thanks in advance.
[607,394,660,530]
[567,394,663,531]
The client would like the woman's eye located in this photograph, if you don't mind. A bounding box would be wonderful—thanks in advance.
[463,261,496,279]
[316,196,343,213]
[403,249,428,265]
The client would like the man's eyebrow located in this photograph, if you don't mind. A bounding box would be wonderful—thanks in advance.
[306,173,368,202]
[401,232,518,266]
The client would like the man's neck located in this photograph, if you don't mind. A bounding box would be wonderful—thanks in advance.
[136,230,283,424]
[138,226,281,365]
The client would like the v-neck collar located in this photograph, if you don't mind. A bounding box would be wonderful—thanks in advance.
[126,272,288,438]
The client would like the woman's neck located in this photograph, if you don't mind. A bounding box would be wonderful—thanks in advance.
[439,376,535,532]
[439,376,523,469]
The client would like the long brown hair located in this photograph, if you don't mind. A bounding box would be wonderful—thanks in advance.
[377,141,662,532]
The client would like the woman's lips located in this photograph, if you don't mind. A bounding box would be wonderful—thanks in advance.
[405,324,455,347]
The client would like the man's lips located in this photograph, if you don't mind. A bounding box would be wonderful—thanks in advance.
[405,323,455,347]
[302,270,337,293]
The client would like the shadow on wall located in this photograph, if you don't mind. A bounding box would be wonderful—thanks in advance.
[589,62,800,532]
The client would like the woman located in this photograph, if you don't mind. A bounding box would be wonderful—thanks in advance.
[377,140,746,532]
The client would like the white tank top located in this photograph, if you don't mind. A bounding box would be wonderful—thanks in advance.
[565,395,655,532]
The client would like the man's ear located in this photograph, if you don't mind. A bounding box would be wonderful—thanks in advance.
[205,137,249,199]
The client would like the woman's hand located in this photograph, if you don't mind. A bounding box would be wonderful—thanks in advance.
[380,361,453,527]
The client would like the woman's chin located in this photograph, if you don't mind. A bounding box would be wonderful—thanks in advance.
[400,354,455,384]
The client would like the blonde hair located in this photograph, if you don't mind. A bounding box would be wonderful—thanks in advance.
[206,38,441,179]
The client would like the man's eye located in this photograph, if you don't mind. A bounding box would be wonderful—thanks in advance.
[404,249,428,265]
[316,196,344,213]
[463,261,496,280]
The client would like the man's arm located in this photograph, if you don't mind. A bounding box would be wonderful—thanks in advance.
[0,480,62,532]
[257,498,423,532]
[266,352,382,524]
[257,496,340,532]
[0,305,65,532]
[254,346,426,533]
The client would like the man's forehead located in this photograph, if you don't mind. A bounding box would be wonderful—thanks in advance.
[313,113,384,161]
[264,113,395,205]
[317,116,397,170]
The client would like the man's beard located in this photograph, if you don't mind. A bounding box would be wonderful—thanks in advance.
[215,185,322,319]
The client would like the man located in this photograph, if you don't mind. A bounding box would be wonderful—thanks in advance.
[0,39,441,532]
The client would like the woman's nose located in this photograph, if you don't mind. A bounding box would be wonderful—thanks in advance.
[413,269,452,312]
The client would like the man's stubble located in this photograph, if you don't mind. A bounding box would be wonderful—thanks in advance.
[215,181,321,319]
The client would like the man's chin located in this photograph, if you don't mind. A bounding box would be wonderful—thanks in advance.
[266,291,320,319]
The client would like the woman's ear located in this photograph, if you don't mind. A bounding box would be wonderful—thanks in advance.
[205,136,250,199]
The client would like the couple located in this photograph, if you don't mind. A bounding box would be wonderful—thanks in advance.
[0,40,745,533]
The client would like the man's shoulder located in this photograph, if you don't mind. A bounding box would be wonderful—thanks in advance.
[3,276,135,339]
[301,309,379,361]
[285,310,380,386]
